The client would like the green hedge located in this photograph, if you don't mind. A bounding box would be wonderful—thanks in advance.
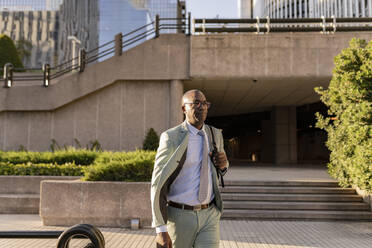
[0,149,98,165]
[0,150,156,181]
[315,38,372,192]
[83,150,156,182]
[0,162,83,176]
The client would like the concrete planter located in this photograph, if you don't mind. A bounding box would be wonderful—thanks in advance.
[0,176,80,214]
[0,175,80,194]
[40,180,151,228]
[354,185,372,211]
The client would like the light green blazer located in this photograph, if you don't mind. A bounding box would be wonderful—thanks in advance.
[151,121,229,228]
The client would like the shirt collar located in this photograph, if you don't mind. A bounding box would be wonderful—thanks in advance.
[186,121,204,136]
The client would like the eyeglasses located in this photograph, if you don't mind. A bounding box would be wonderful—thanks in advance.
[184,100,211,109]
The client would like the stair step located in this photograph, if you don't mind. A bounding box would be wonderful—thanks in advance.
[223,180,339,187]
[222,209,372,220]
[221,193,363,202]
[221,186,355,194]
[224,201,370,211]
[0,194,39,214]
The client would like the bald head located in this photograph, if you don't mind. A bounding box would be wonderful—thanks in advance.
[181,89,208,130]
[182,89,206,106]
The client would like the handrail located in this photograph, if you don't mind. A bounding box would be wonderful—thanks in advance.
[193,17,372,34]
[193,17,372,24]
[1,15,188,86]
[8,14,370,86]
[86,40,115,55]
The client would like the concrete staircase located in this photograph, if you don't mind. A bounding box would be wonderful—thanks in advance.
[221,180,372,221]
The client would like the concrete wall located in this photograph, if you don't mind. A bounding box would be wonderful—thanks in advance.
[0,80,182,151]
[355,186,372,211]
[0,176,79,214]
[0,176,80,194]
[190,32,372,80]
[40,180,151,228]
[0,34,187,151]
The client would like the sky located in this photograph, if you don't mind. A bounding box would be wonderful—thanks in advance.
[186,0,239,19]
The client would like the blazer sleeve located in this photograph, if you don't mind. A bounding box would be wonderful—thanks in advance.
[151,132,172,228]
[217,128,229,176]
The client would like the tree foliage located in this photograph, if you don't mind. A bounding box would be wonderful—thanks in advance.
[315,38,372,192]
[0,34,23,75]
[15,39,32,63]
[142,128,160,151]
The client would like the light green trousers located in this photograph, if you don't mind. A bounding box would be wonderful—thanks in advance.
[167,204,221,248]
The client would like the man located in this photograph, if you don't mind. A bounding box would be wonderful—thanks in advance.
[151,89,229,248]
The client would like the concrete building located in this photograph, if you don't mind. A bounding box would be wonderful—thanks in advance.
[56,0,99,65]
[240,0,372,18]
[0,0,181,67]
[0,0,99,67]
[0,7,59,67]
[1,31,372,165]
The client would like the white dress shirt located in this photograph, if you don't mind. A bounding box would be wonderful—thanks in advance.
[156,121,214,233]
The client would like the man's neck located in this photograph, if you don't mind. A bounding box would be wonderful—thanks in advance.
[186,120,203,130]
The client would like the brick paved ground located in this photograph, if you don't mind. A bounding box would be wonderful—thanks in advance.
[1,215,372,248]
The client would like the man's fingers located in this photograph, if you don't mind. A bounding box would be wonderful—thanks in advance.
[167,233,173,248]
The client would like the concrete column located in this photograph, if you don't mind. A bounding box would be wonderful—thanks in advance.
[261,119,275,163]
[272,106,297,164]
[169,80,184,128]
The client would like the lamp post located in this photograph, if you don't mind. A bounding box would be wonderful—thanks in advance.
[67,36,81,71]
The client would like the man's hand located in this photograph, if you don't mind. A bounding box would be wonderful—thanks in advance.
[156,232,172,248]
[210,151,228,170]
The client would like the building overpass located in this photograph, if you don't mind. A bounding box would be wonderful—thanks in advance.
[1,31,372,164]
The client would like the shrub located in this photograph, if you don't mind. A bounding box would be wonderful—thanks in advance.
[143,128,160,150]
[315,38,372,192]
[94,150,155,164]
[0,34,23,76]
[0,149,156,181]
[83,150,156,181]
[0,148,98,165]
[0,162,83,176]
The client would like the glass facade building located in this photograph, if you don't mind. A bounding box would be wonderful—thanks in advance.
[0,0,181,67]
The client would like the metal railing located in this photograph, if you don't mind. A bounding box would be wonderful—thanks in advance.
[1,13,191,88]
[2,15,372,88]
[193,17,372,34]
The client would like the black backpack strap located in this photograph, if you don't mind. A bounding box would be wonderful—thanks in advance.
[208,126,225,188]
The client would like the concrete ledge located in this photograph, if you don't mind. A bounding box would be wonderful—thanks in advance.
[40,180,151,228]
[0,194,39,214]
[354,186,372,211]
[0,176,80,194]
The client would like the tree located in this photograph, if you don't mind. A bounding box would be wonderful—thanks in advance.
[143,128,160,151]
[0,34,23,75]
[315,38,372,192]
[15,39,32,63]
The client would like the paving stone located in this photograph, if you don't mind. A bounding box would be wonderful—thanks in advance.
[1,215,372,247]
